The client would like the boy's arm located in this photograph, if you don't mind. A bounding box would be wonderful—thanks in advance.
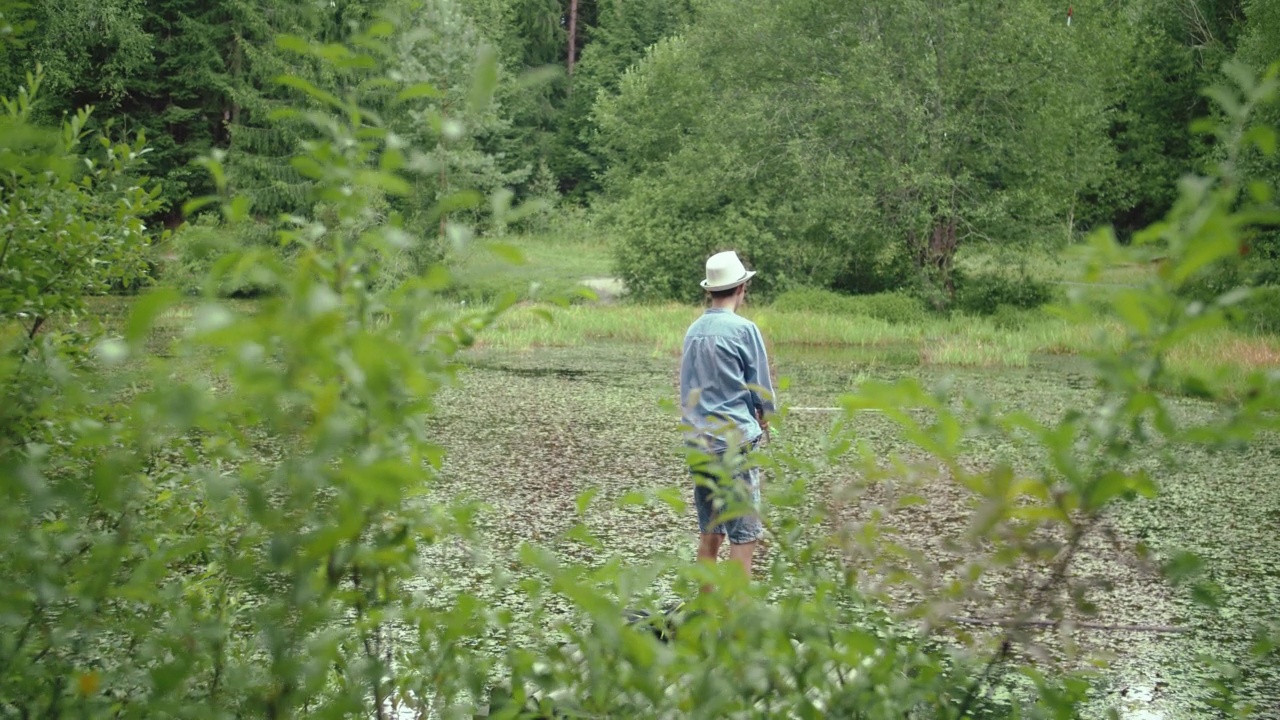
[743,326,775,416]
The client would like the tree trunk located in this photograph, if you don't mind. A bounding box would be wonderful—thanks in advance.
[439,165,448,240]
[567,0,578,77]
[916,217,959,304]
[226,33,243,138]
[439,75,449,239]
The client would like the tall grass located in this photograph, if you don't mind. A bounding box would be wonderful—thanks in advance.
[482,304,1103,353]
[954,243,1156,287]
[446,223,617,303]
[474,302,1280,392]
[89,285,1279,391]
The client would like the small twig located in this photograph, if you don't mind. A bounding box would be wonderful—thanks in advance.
[955,525,1085,718]
[0,605,41,682]
[0,230,13,270]
[948,617,1190,634]
[956,638,1011,718]
[24,316,44,344]
[826,627,847,687]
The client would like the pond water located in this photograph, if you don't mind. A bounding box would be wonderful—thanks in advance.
[431,344,1279,717]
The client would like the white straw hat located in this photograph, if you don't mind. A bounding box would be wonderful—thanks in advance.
[700,251,756,291]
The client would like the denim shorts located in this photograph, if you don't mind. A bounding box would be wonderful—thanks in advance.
[688,440,763,545]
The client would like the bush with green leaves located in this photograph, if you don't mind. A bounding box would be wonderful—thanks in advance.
[1,65,163,442]
[604,172,789,303]
[988,304,1042,331]
[1,19,523,717]
[599,0,1120,303]
[952,270,1057,316]
[3,15,1280,720]
[1233,285,1280,336]
[1182,258,1280,337]
[0,68,162,319]
[162,216,286,298]
[771,288,928,325]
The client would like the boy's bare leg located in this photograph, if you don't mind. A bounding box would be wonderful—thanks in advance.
[698,533,723,563]
[698,533,723,593]
[727,540,757,578]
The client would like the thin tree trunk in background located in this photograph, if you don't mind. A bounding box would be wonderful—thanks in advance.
[439,164,448,239]
[228,31,243,133]
[439,75,449,240]
[915,216,959,308]
[567,0,578,77]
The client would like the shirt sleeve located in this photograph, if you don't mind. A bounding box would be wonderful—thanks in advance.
[741,325,775,415]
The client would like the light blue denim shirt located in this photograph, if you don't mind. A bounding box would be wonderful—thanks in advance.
[679,308,775,450]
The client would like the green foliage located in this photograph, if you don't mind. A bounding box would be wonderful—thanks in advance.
[1100,0,1235,236]
[0,0,553,228]
[607,173,788,302]
[4,10,1280,720]
[549,0,695,199]
[163,217,285,297]
[0,0,317,219]
[988,304,1042,331]
[1176,53,1280,335]
[1238,1,1280,278]
[601,0,1120,302]
[1223,284,1280,335]
[1100,0,1280,241]
[515,158,560,233]
[2,17,521,717]
[1181,253,1275,302]
[382,0,531,242]
[0,67,162,345]
[21,0,154,106]
[223,0,359,221]
[771,288,928,325]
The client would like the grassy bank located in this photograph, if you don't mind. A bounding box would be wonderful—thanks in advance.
[79,233,1279,398]
[445,225,616,303]
[477,302,1280,394]
[434,231,1279,394]
[80,294,1279,399]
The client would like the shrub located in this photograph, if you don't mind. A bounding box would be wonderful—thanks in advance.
[1235,285,1280,335]
[604,150,898,304]
[829,240,917,295]
[0,72,162,326]
[772,288,928,324]
[1180,253,1280,336]
[989,303,1042,331]
[771,287,854,314]
[163,219,285,297]
[856,291,930,324]
[953,269,1056,314]
[606,177,786,303]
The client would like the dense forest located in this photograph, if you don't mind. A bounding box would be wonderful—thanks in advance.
[2,0,1277,301]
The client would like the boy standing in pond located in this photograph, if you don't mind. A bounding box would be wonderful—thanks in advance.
[679,250,775,580]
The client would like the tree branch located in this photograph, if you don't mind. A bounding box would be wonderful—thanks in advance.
[0,228,13,271]
[955,522,1087,718]
[948,617,1189,634]
[0,604,42,682]
[24,316,44,344]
